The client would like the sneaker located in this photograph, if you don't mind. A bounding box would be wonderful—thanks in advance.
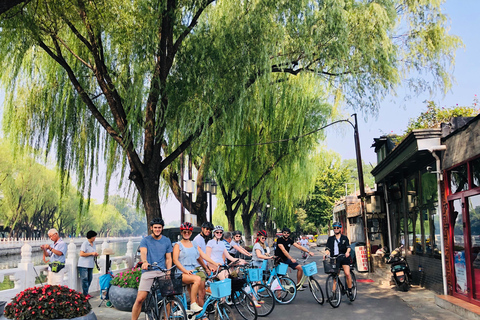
[253,301,262,308]
[190,302,203,313]
[347,288,352,296]
[85,294,92,299]
[206,287,212,294]
[295,284,304,291]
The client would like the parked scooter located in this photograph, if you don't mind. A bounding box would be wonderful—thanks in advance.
[386,245,412,292]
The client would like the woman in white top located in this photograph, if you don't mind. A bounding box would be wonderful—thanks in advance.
[206,225,239,280]
[77,230,99,298]
[252,230,274,268]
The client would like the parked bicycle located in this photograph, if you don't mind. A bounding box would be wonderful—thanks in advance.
[296,256,324,305]
[323,254,357,308]
[143,264,187,320]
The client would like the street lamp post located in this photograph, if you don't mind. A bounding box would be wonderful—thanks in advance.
[203,179,217,223]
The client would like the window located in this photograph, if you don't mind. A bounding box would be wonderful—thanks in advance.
[472,157,480,188]
[450,164,469,194]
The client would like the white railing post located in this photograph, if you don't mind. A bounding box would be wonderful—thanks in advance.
[66,239,77,290]
[18,243,34,289]
[99,241,110,274]
[126,238,134,269]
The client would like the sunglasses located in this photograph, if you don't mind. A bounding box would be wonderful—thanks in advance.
[235,235,241,237]
[182,230,192,233]
[260,237,266,240]
[333,227,341,230]
[283,232,290,235]
[215,231,223,234]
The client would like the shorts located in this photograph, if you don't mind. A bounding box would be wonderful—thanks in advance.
[193,266,207,282]
[282,259,299,270]
[337,255,352,267]
[138,270,165,292]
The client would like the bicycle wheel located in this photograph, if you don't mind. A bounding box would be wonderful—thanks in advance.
[215,301,236,320]
[251,283,275,317]
[308,277,324,305]
[325,274,341,308]
[145,293,159,320]
[231,289,258,320]
[271,276,296,304]
[158,296,187,320]
[345,272,357,301]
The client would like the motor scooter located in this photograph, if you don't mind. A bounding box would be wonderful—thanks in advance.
[386,245,412,292]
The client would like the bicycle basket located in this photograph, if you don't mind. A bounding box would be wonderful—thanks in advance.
[248,268,262,282]
[275,263,288,275]
[302,262,318,277]
[210,278,232,298]
[156,273,183,296]
[323,258,339,274]
[230,276,247,292]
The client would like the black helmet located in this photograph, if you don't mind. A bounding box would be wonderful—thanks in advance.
[232,230,242,236]
[202,222,214,229]
[150,218,165,226]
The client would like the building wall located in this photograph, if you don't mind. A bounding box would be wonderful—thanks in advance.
[443,118,480,168]
[406,255,443,293]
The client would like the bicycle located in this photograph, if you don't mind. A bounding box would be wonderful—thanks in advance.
[143,264,187,320]
[178,264,236,320]
[296,256,324,305]
[323,254,357,308]
[260,259,297,304]
[238,263,275,317]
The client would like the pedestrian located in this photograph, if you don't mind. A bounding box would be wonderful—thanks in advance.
[131,218,173,320]
[77,230,99,298]
[40,228,67,285]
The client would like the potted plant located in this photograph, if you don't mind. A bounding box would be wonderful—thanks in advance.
[3,285,96,320]
[108,267,141,312]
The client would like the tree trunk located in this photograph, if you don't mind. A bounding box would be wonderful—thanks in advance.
[242,216,253,246]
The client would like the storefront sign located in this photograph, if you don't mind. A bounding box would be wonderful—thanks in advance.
[355,246,368,272]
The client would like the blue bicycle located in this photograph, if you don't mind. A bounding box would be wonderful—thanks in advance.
[178,265,236,320]
[260,260,297,304]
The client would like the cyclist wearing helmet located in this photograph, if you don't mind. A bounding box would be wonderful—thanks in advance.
[252,230,274,268]
[132,218,172,320]
[274,227,313,291]
[173,222,220,313]
[324,222,353,295]
[193,222,214,264]
[206,225,240,280]
[229,230,252,258]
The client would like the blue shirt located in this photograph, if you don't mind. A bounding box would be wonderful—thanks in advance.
[140,235,173,271]
[48,238,67,263]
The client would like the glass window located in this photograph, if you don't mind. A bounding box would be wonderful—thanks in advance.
[421,169,437,206]
[472,157,480,188]
[432,208,441,257]
[413,211,421,253]
[450,164,469,194]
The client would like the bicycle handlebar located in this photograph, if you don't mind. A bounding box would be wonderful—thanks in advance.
[147,262,177,273]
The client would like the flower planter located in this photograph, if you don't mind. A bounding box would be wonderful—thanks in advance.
[3,310,97,320]
[109,285,138,312]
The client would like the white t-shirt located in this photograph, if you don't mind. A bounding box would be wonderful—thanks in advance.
[193,234,208,265]
[300,239,309,249]
[229,239,240,255]
[207,239,226,264]
[77,240,96,268]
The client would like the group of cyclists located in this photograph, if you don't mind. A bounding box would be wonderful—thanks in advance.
[130,218,354,320]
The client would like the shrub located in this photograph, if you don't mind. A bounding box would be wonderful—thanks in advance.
[110,267,142,289]
[4,285,91,320]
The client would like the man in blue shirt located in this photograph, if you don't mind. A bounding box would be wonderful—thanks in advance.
[40,228,67,285]
[131,218,173,320]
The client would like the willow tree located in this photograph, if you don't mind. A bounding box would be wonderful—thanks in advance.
[0,0,461,225]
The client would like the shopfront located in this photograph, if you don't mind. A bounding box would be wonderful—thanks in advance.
[443,115,480,304]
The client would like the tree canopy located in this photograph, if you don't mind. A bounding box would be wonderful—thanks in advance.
[0,0,462,227]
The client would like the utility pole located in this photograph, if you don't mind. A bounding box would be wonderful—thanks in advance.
[352,113,372,272]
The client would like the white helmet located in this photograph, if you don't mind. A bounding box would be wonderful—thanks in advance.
[213,225,224,233]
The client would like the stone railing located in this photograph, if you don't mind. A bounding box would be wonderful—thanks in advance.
[0,238,137,301]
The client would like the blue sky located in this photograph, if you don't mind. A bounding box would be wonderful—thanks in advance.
[326,1,480,165]
[1,1,479,221]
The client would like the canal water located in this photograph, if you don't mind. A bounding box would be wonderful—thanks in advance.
[0,240,140,269]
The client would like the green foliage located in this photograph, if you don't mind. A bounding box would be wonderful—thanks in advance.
[110,267,142,289]
[405,99,479,133]
[4,285,91,320]
[0,0,462,225]
[301,151,349,228]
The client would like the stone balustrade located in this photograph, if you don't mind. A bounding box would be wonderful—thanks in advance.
[0,238,137,301]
